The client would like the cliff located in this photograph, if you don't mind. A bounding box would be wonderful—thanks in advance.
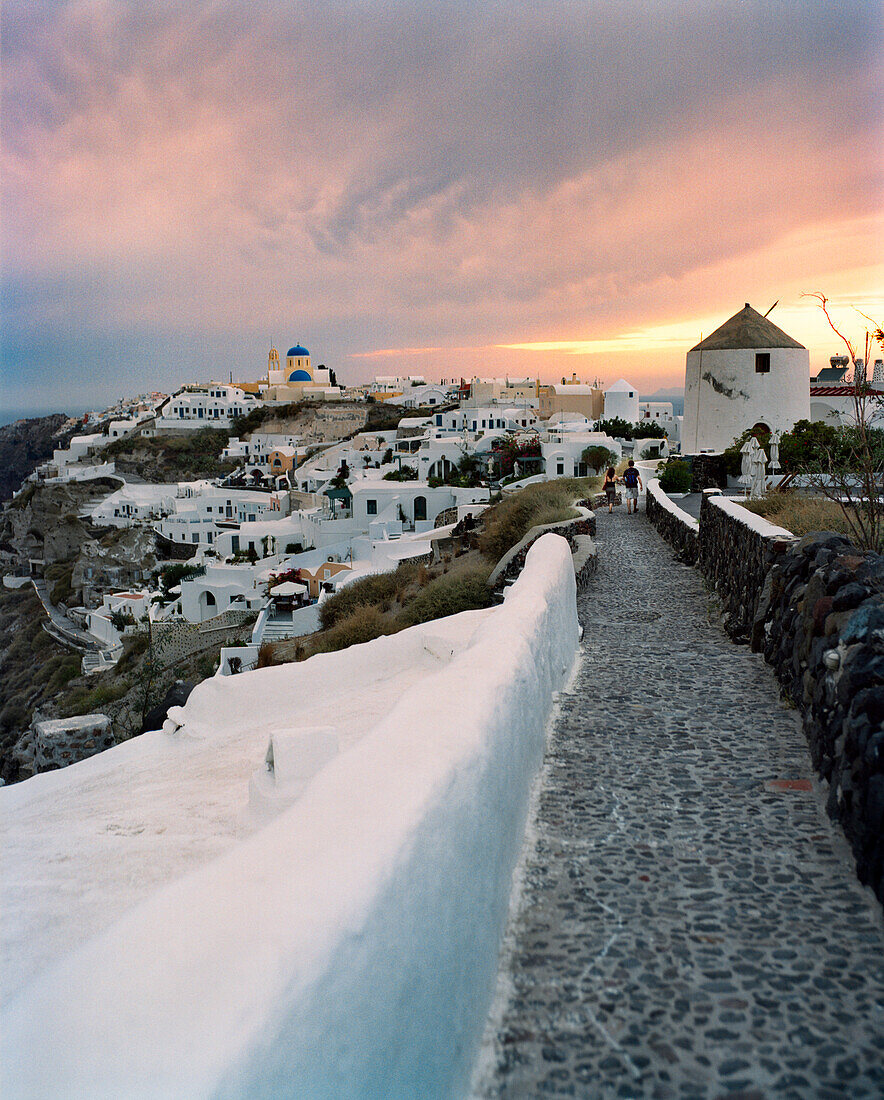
[0,415,77,502]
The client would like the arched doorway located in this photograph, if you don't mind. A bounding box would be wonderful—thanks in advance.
[200,590,216,621]
[414,495,427,522]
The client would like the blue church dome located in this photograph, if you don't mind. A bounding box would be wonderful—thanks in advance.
[288,370,312,382]
[286,344,309,357]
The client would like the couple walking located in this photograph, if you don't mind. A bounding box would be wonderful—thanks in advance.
[603,460,642,514]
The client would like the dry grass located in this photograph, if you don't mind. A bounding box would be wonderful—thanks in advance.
[738,491,856,538]
[478,478,597,561]
[263,478,597,667]
[311,605,396,654]
[397,562,494,626]
[318,560,420,629]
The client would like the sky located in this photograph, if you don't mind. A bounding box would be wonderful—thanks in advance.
[2,0,882,416]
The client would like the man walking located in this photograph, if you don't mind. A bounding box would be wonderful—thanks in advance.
[622,459,642,514]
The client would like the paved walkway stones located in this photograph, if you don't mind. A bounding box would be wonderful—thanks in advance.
[477,509,884,1099]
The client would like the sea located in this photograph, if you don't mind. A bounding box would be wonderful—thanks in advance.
[0,405,90,429]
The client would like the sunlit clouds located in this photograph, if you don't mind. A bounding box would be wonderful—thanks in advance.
[2,1,882,411]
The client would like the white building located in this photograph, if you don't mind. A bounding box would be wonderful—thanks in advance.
[52,433,104,469]
[542,432,622,478]
[810,358,884,428]
[398,384,457,408]
[153,385,262,431]
[683,303,810,453]
[155,486,290,550]
[603,379,640,423]
[462,406,539,433]
[178,564,266,623]
[637,401,681,446]
[222,432,302,464]
[350,483,489,532]
[89,484,179,527]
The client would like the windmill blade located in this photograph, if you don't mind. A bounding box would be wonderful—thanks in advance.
[763,301,779,318]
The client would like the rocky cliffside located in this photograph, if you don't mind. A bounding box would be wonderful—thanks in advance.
[0,414,77,502]
[0,477,123,577]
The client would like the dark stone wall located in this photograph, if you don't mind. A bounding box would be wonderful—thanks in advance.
[697,494,884,904]
[680,453,729,492]
[698,492,794,644]
[646,484,698,564]
[753,532,884,903]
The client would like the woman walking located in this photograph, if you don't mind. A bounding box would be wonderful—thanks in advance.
[603,466,618,513]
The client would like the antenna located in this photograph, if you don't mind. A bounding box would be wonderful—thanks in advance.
[763,301,778,318]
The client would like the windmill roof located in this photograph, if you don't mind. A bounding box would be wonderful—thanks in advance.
[690,304,805,352]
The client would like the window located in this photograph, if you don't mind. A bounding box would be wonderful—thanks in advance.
[232,536,240,552]
[557,460,565,475]
[629,391,634,397]
[755,353,771,374]
[367,499,378,515]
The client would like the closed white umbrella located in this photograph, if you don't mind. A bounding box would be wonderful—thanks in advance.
[740,440,754,489]
[749,437,767,499]
[769,430,782,473]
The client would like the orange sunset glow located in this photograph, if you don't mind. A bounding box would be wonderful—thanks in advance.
[2,1,881,413]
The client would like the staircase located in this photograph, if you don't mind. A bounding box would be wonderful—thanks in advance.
[80,653,104,675]
[260,616,302,642]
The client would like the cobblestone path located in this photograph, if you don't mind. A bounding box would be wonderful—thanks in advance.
[478,509,884,1099]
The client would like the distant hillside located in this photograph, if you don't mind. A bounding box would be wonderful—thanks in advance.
[0,414,76,502]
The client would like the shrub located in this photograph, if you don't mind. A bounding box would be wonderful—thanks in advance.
[160,562,206,593]
[115,633,149,672]
[382,465,419,481]
[48,564,74,605]
[397,566,494,626]
[581,445,618,473]
[478,481,582,562]
[319,562,418,628]
[312,605,394,654]
[659,460,693,493]
[61,680,129,717]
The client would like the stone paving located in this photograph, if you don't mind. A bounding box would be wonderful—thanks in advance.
[478,508,884,1099]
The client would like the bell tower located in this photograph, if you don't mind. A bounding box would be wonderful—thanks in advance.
[267,344,282,384]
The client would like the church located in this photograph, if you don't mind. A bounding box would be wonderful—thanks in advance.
[263,343,341,402]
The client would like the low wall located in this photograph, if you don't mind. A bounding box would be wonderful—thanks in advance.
[487,503,596,589]
[1,534,580,1098]
[695,494,884,904]
[152,609,255,665]
[645,479,699,563]
[698,492,795,643]
[753,531,884,902]
[33,715,115,771]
